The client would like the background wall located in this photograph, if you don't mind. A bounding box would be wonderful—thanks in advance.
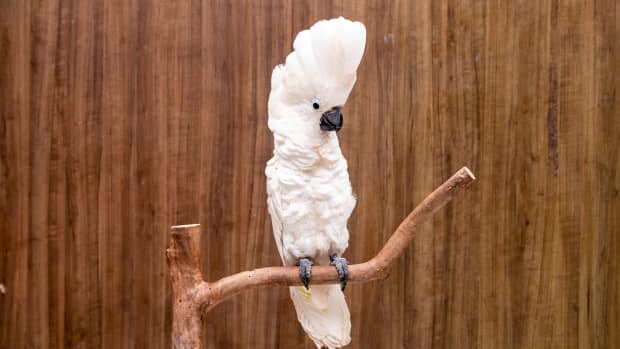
[1,0,618,348]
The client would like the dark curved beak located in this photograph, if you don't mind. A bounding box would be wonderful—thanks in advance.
[320,106,343,132]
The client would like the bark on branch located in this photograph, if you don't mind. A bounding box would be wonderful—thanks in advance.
[166,166,475,348]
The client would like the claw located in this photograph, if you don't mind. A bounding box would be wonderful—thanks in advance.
[297,258,313,290]
[330,255,349,291]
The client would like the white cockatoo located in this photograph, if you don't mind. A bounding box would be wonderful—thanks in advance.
[265,17,366,348]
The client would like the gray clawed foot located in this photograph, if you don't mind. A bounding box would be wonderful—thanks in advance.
[297,257,313,290]
[330,255,349,291]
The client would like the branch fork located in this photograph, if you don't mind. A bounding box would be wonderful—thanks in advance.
[166,166,476,348]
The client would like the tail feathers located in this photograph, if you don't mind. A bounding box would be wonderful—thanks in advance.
[290,285,351,349]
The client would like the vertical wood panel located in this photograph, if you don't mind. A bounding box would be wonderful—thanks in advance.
[0,0,618,348]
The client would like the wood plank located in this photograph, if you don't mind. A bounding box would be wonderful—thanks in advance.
[0,0,617,348]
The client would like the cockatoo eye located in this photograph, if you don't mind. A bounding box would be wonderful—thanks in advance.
[311,98,320,110]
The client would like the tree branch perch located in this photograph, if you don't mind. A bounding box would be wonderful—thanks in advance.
[166,166,475,348]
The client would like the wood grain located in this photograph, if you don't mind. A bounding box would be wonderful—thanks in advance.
[1,1,618,348]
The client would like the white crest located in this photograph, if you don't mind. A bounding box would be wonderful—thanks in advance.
[275,17,366,107]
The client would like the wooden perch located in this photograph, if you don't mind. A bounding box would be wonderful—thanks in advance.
[166,166,475,348]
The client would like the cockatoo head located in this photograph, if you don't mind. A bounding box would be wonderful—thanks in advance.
[269,17,366,135]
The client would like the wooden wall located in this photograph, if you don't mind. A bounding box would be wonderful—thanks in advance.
[1,0,618,348]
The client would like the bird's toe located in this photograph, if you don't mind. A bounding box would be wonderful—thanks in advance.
[330,255,349,291]
[297,257,313,290]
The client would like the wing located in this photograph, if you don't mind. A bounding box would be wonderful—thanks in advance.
[266,159,287,265]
